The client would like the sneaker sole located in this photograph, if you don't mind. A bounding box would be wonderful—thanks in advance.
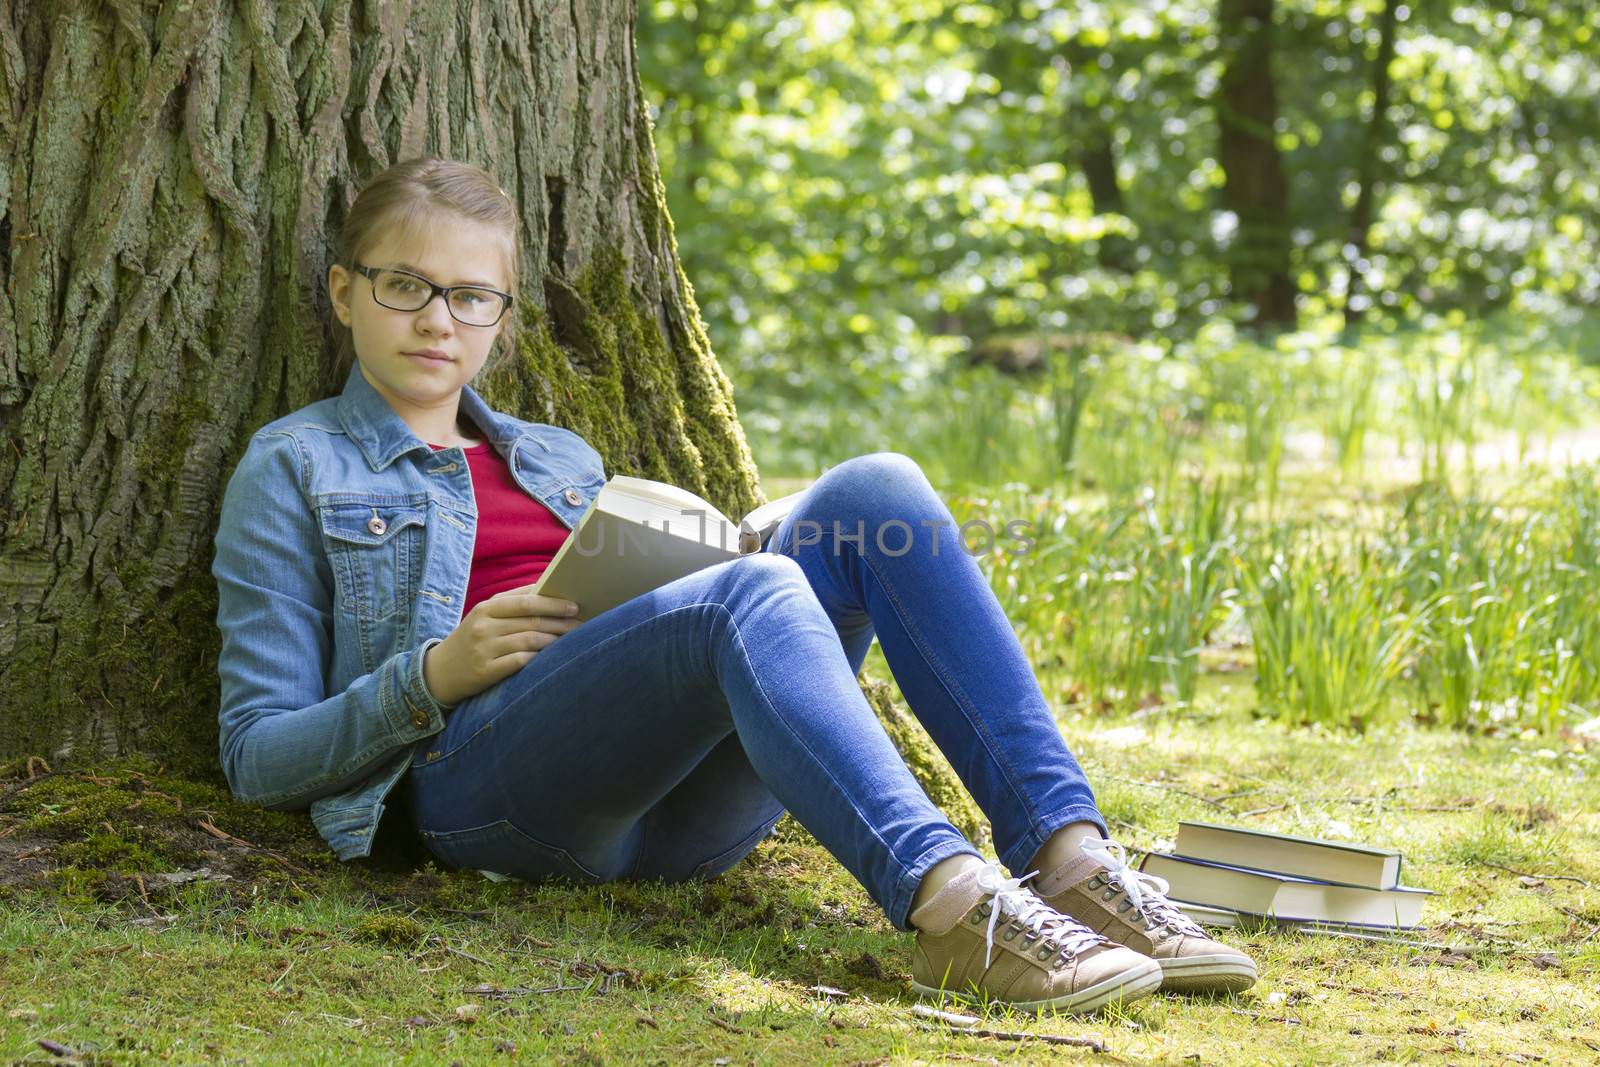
[913,957,1163,1015]
[1156,954,1258,994]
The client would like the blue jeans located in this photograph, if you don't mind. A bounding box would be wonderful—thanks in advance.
[407,452,1106,931]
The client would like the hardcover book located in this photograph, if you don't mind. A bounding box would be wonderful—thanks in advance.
[1173,820,1404,890]
[533,475,806,621]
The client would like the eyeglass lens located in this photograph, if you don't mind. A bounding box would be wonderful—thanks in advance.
[373,269,506,326]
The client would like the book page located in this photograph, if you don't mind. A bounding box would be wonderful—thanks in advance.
[738,487,808,553]
[608,475,737,531]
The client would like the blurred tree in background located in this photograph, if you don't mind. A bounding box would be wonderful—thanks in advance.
[638,0,1598,476]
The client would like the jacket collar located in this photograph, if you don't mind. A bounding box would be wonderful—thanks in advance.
[335,361,528,472]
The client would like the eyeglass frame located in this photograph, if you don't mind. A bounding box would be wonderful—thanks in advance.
[353,263,515,327]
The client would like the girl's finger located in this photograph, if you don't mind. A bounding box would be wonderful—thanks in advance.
[483,593,579,619]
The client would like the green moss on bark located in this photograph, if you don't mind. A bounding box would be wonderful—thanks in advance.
[858,672,992,854]
[479,248,761,523]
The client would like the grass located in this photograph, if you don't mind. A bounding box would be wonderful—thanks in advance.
[2,673,1596,1064]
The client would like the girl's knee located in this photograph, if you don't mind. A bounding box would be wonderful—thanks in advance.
[717,553,821,624]
[836,451,925,488]
[731,550,808,589]
[812,452,939,527]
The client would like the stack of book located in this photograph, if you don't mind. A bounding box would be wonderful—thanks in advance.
[1137,821,1432,934]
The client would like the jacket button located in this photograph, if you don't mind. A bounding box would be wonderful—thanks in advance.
[367,515,388,536]
[411,709,429,729]
[564,488,583,506]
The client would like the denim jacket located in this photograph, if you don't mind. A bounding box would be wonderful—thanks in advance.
[211,363,607,860]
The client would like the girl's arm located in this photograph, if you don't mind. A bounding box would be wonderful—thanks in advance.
[212,431,449,810]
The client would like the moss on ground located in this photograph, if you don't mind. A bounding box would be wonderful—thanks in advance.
[0,753,333,912]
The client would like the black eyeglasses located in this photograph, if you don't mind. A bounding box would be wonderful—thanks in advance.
[354,264,514,327]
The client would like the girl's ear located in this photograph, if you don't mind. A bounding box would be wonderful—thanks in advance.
[328,264,352,326]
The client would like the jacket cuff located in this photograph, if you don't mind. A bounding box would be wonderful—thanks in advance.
[398,638,453,735]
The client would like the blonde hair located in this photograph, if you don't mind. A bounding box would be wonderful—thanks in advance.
[331,158,520,370]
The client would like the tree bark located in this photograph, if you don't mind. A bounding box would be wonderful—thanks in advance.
[0,0,762,773]
[1061,43,1133,272]
[1215,0,1296,328]
[1340,0,1400,331]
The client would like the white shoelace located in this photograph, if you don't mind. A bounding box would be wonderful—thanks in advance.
[972,862,1104,969]
[1079,838,1207,938]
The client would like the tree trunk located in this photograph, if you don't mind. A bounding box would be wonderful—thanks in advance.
[0,0,762,775]
[1061,43,1133,272]
[1215,0,1296,328]
[1340,0,1400,331]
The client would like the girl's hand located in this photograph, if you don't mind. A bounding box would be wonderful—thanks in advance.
[422,586,583,707]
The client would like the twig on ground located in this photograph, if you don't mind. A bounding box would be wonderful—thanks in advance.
[1208,790,1266,804]
[443,944,492,968]
[270,959,295,988]
[1552,905,1600,933]
[463,983,586,998]
[193,817,309,874]
[1104,774,1232,811]
[1481,862,1591,888]
[707,1014,748,1035]
[1238,803,1290,818]
[1228,1008,1301,1025]
[1302,928,1481,954]
[910,1007,1108,1052]
[1316,981,1402,998]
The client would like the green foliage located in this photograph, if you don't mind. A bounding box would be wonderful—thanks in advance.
[639,0,1600,421]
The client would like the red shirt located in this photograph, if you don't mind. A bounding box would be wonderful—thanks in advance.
[428,441,570,617]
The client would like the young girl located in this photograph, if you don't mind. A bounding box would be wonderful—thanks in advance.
[212,157,1256,1014]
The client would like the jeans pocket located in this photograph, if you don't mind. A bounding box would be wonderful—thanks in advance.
[689,807,787,881]
[418,818,604,884]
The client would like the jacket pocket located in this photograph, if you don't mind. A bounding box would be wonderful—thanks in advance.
[418,818,604,884]
[316,498,428,623]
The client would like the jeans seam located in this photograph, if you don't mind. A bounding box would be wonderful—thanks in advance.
[848,530,1042,833]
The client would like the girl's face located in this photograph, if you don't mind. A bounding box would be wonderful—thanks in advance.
[328,213,513,429]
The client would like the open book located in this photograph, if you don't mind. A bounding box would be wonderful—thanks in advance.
[532,475,806,621]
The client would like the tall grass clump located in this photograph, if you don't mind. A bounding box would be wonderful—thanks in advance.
[973,479,1242,709]
[1240,536,1427,730]
[1388,476,1600,732]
